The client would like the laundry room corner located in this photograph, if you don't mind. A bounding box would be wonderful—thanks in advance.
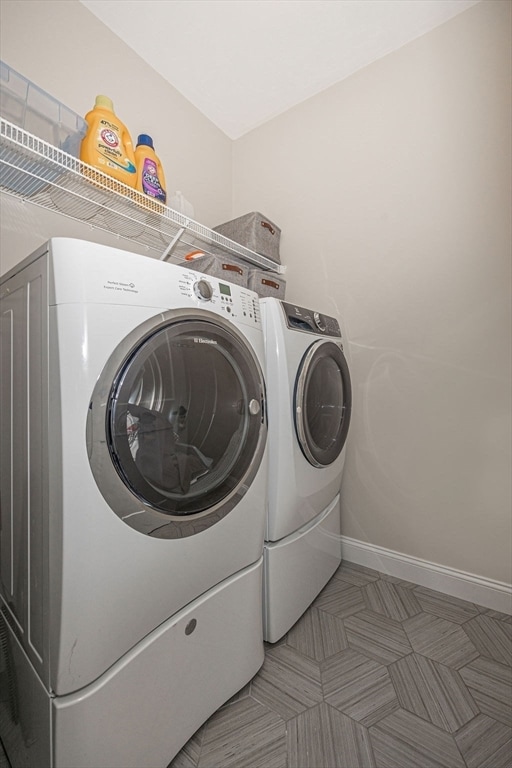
[1,0,511,765]
[232,0,512,596]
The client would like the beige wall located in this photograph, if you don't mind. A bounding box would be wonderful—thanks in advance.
[0,0,232,273]
[233,0,512,583]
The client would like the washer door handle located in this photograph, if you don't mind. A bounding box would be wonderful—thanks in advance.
[249,398,260,415]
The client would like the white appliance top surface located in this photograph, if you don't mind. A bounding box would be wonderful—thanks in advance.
[45,238,262,331]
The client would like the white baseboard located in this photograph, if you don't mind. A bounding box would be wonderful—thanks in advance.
[341,536,512,615]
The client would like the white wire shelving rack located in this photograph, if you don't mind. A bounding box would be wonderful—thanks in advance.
[0,118,284,272]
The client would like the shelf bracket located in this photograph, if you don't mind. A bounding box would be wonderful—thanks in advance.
[160,227,186,262]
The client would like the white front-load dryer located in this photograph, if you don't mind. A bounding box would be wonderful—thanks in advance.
[0,238,268,768]
[260,298,352,642]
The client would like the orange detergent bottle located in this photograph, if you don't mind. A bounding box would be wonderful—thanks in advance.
[80,95,137,188]
[134,134,167,205]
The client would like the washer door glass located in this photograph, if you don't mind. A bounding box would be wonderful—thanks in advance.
[294,340,351,467]
[88,312,266,538]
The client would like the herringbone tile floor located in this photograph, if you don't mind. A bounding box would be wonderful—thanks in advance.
[170,561,512,768]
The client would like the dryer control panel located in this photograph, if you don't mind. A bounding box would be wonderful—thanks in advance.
[281,301,341,337]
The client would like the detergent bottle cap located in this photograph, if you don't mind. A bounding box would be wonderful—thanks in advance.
[136,134,154,148]
[94,95,114,111]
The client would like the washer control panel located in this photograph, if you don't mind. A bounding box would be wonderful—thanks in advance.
[177,269,261,326]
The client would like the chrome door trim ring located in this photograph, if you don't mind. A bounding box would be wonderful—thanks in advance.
[86,308,267,538]
[294,339,351,467]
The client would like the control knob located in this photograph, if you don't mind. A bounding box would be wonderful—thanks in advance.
[313,311,326,332]
[194,279,213,301]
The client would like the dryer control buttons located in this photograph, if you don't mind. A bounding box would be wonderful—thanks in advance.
[194,279,213,301]
[313,312,326,332]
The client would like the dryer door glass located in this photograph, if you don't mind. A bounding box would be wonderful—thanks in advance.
[88,314,266,537]
[294,340,351,467]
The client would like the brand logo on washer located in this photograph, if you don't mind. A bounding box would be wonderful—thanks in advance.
[103,280,138,294]
[193,337,217,344]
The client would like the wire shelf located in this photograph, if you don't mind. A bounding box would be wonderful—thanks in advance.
[0,118,284,272]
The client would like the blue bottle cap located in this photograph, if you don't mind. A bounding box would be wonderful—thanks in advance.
[137,134,154,148]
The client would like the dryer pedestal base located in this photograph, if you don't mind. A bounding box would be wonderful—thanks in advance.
[263,495,342,643]
[1,558,264,768]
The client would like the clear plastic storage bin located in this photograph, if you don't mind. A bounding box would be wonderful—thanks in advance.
[0,61,87,195]
[0,61,86,156]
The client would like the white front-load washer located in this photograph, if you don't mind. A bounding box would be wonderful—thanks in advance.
[260,298,352,642]
[0,238,268,768]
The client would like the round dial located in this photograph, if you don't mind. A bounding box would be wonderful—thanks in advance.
[194,279,213,301]
[313,311,326,332]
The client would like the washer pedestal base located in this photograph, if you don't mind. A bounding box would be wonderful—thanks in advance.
[263,495,342,643]
[1,558,264,768]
